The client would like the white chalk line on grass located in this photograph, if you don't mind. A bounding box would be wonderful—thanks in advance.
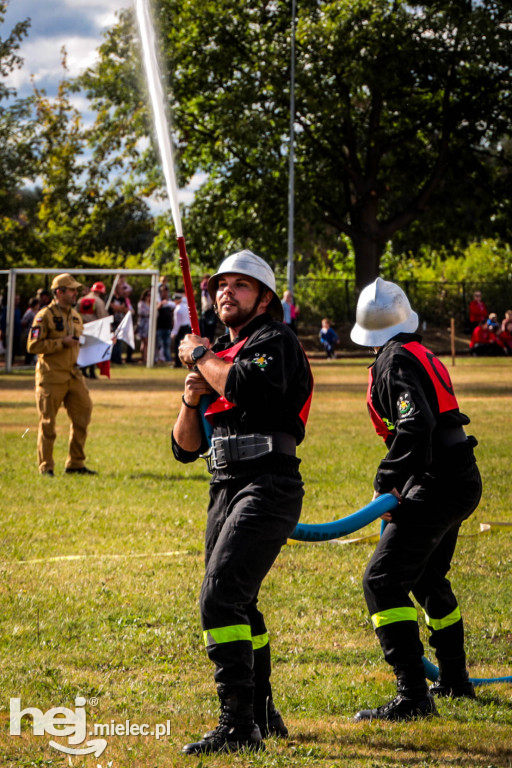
[4,550,190,566]
[7,523,512,564]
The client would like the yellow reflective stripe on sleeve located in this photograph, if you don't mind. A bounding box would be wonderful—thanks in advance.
[424,605,461,631]
[252,632,269,650]
[203,624,252,647]
[371,606,418,629]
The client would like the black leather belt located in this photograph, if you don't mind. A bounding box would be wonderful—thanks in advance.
[203,432,296,472]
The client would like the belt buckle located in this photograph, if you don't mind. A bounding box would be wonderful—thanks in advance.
[210,436,228,469]
[200,447,214,473]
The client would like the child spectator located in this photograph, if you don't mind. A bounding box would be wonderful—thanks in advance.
[487,312,500,333]
[470,318,503,356]
[319,317,339,359]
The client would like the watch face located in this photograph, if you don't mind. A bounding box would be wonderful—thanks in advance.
[192,345,207,362]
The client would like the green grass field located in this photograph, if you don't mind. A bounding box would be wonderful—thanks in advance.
[1,357,511,768]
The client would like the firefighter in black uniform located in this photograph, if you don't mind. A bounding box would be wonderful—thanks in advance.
[172,250,312,754]
[350,278,482,721]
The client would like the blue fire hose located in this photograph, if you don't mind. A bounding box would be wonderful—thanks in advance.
[290,493,398,542]
[422,656,512,686]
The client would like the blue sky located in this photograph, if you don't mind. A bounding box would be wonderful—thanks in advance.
[5,0,128,101]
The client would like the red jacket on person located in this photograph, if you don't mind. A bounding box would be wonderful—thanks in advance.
[468,299,488,325]
[470,324,496,348]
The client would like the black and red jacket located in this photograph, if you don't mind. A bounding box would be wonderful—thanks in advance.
[367,333,470,494]
[172,313,313,477]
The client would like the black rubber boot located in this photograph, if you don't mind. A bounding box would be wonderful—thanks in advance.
[182,686,264,755]
[429,656,476,699]
[254,696,289,738]
[253,643,288,738]
[355,664,439,722]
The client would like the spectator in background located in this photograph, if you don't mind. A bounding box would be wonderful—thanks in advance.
[281,290,298,334]
[470,318,503,356]
[498,321,512,355]
[21,297,41,365]
[117,275,132,298]
[158,274,169,299]
[36,288,51,309]
[171,293,191,368]
[109,280,132,364]
[319,317,339,359]
[500,309,512,333]
[487,312,500,333]
[136,288,152,365]
[0,294,22,363]
[200,274,211,308]
[200,274,217,342]
[79,282,108,323]
[156,286,175,364]
[468,291,488,331]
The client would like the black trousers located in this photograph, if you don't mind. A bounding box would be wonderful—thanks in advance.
[363,443,482,670]
[200,469,303,689]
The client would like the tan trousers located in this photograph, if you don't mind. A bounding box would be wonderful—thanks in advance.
[36,376,92,472]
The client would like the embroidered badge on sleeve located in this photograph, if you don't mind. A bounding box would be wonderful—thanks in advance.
[30,327,40,340]
[251,352,273,370]
[397,392,415,418]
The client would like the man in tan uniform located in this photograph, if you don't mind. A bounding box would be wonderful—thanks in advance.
[27,273,96,476]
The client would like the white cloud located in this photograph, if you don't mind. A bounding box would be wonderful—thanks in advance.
[5,0,129,96]
[9,36,101,91]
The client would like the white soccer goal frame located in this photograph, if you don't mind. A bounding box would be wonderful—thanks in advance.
[0,268,160,373]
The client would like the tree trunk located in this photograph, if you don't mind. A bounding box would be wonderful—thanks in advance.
[352,231,384,292]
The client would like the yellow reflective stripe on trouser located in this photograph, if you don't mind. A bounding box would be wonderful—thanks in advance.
[424,605,461,631]
[203,626,270,649]
[252,632,269,650]
[203,624,252,647]
[371,606,418,629]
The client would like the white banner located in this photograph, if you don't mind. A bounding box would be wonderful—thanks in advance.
[77,316,113,367]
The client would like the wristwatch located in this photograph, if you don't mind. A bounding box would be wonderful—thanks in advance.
[191,345,209,364]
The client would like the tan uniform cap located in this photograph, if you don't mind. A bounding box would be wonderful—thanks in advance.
[51,273,83,290]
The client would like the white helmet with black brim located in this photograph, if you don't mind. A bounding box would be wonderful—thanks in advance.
[351,277,419,347]
[208,250,283,320]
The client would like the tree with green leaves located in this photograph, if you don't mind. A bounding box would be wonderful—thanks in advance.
[0,1,36,267]
[31,59,154,268]
[83,0,512,287]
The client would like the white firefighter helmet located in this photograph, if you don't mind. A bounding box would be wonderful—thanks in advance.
[351,277,419,347]
[208,250,283,320]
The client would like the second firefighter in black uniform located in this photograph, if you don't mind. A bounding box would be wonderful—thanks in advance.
[350,278,482,721]
[173,250,313,754]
